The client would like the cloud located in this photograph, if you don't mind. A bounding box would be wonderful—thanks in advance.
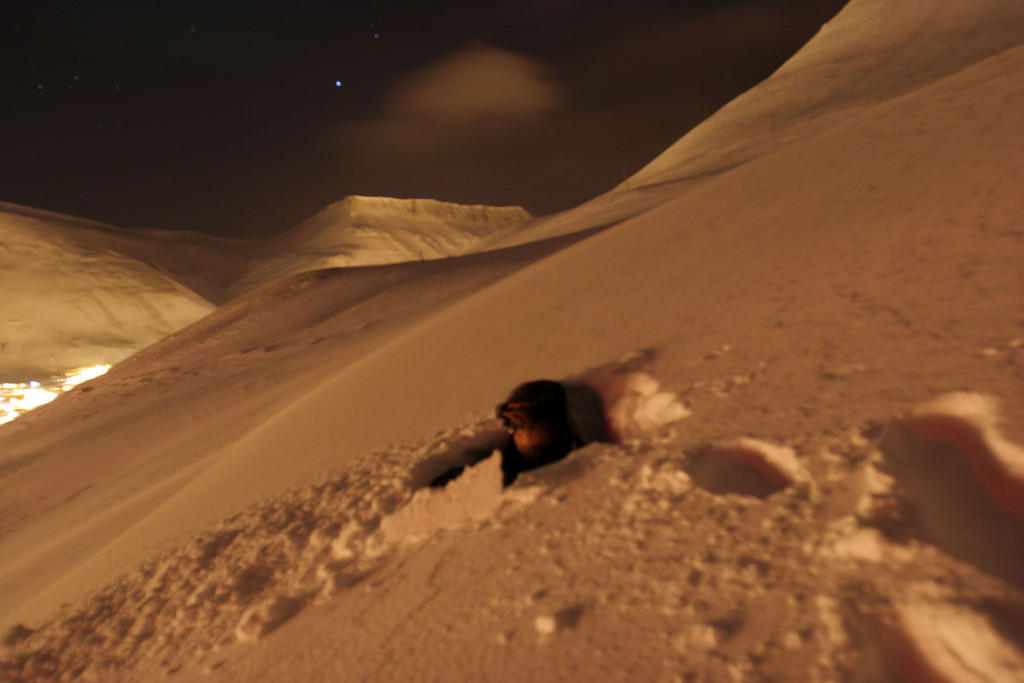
[384,45,563,124]
[317,3,841,216]
[340,45,564,160]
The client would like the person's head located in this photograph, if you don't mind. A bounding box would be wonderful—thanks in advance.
[497,380,575,467]
[496,380,569,432]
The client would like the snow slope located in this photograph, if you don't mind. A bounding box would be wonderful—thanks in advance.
[493,0,1024,250]
[226,195,532,298]
[618,0,1024,192]
[1,0,1023,680]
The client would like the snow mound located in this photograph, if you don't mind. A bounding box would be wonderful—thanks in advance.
[227,196,533,298]
[900,392,1024,521]
[378,451,507,546]
[851,587,1024,683]
[710,438,805,486]
[886,600,1024,682]
[378,450,544,550]
[878,392,1024,589]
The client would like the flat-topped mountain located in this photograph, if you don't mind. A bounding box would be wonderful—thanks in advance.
[226,195,532,298]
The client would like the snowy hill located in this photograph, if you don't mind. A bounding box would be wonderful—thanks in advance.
[617,0,1024,192]
[0,197,530,382]
[1,0,1023,680]
[226,195,532,298]
[495,0,1024,249]
[0,203,226,380]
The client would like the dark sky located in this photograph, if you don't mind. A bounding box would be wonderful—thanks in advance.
[1,0,845,238]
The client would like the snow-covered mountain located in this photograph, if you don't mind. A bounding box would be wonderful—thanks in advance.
[226,195,532,298]
[0,203,228,380]
[0,196,531,381]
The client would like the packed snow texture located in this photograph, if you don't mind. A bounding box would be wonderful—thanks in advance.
[1,0,1023,680]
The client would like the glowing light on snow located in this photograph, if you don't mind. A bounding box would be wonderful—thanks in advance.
[64,364,111,386]
[0,364,111,426]
[12,388,59,411]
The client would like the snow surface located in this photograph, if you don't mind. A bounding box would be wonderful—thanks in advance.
[1,0,1023,680]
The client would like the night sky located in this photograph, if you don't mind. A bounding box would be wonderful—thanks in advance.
[2,1,845,238]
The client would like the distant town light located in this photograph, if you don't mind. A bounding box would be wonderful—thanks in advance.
[0,364,112,426]
[14,388,59,411]
[64,364,111,386]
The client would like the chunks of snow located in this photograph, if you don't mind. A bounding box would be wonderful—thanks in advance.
[637,463,692,496]
[235,595,304,643]
[378,451,505,546]
[829,528,911,564]
[534,615,556,637]
[582,371,689,443]
[329,522,363,562]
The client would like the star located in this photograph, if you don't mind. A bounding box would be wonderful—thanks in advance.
[335,80,343,87]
